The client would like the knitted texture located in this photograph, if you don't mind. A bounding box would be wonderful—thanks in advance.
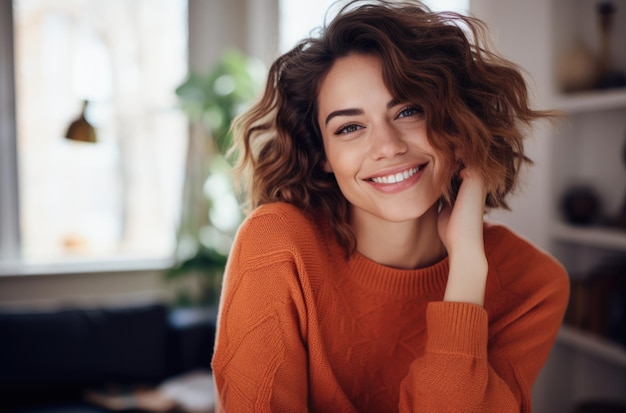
[212,202,569,412]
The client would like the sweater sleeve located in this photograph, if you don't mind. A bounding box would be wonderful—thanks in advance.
[398,245,569,412]
[211,216,310,413]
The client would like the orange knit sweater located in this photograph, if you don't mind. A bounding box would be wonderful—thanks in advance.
[212,202,569,413]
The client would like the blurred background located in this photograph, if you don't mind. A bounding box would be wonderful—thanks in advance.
[0,0,624,412]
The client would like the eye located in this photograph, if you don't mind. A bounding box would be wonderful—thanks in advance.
[397,106,423,119]
[335,123,363,135]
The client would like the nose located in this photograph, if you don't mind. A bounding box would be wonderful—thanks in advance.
[369,123,408,160]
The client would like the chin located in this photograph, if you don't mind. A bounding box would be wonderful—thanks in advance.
[373,203,438,224]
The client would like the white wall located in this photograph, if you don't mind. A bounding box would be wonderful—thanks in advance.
[472,0,555,251]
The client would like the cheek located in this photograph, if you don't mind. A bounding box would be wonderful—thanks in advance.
[325,144,362,182]
[431,154,455,197]
[322,139,348,176]
[321,139,334,173]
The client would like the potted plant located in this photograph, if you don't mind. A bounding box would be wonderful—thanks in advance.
[166,49,264,310]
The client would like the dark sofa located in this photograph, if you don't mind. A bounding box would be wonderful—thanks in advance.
[0,302,216,413]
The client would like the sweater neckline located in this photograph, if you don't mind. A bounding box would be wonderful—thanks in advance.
[344,250,450,296]
[322,223,450,296]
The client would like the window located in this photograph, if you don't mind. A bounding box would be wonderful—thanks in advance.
[2,0,188,268]
[422,0,469,13]
[279,0,337,53]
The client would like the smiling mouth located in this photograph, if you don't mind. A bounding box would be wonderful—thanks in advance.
[368,164,426,184]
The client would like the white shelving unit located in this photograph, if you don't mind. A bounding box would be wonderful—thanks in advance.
[553,87,626,113]
[476,1,626,411]
[552,222,626,251]
[545,0,626,410]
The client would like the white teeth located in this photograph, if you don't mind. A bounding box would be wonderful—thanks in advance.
[371,166,421,184]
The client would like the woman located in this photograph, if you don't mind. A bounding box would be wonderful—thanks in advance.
[212,1,569,412]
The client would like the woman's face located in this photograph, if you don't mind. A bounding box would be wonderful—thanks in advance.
[317,53,445,224]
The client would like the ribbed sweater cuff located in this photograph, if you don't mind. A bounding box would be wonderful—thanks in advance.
[425,301,488,359]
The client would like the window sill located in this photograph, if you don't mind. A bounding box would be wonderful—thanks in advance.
[0,255,176,277]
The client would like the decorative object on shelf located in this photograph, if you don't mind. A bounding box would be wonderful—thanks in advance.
[65,100,97,143]
[565,259,626,349]
[596,1,626,89]
[587,262,626,347]
[561,184,602,225]
[556,40,598,93]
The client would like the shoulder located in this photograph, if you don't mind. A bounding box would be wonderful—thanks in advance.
[246,202,315,227]
[484,222,565,277]
[239,202,319,242]
[231,202,325,263]
[483,222,569,301]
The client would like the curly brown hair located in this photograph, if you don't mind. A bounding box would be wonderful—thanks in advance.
[231,0,558,253]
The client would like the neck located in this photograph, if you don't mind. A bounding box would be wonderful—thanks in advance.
[351,204,446,270]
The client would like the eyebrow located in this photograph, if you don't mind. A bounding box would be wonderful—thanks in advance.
[324,99,400,126]
[324,108,362,126]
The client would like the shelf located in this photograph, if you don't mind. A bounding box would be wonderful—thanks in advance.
[553,88,626,114]
[558,324,626,368]
[551,222,626,251]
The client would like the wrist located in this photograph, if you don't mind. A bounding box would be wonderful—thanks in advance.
[448,247,487,268]
[444,251,488,306]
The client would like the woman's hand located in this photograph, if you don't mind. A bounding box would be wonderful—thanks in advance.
[437,168,489,306]
[437,168,487,255]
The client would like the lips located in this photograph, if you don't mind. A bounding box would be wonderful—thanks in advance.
[367,164,426,184]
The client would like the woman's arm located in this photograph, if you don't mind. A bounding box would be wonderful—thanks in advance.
[212,224,310,412]
[399,268,567,412]
[400,169,569,412]
[437,168,488,306]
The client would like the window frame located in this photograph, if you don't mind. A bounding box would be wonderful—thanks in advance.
[0,0,20,264]
[0,1,177,276]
